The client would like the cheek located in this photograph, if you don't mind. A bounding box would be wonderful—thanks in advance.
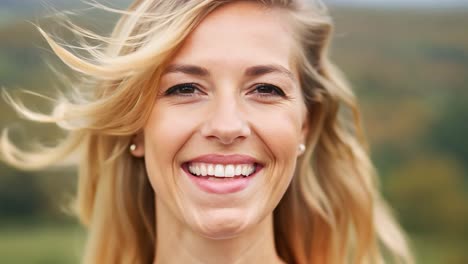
[247,104,304,201]
[142,104,197,195]
[248,104,303,162]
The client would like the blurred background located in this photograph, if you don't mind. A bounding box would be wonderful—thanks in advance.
[0,0,467,263]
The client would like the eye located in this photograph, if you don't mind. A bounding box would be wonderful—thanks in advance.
[250,83,286,97]
[163,83,203,97]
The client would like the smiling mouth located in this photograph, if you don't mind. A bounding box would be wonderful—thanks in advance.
[182,162,260,179]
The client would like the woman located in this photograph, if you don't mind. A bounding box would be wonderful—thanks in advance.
[1,0,414,263]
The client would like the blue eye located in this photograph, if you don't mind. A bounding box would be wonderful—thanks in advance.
[164,83,201,96]
[251,83,286,97]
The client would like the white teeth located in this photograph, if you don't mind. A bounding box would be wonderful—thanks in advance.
[241,165,247,176]
[188,163,256,177]
[235,165,242,175]
[241,165,255,176]
[225,165,235,177]
[214,165,224,177]
[207,164,214,175]
[200,164,207,176]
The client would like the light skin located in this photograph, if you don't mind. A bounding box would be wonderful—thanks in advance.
[132,2,308,264]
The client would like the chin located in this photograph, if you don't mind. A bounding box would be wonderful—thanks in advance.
[193,209,253,240]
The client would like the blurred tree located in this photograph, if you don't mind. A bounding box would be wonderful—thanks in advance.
[0,165,47,221]
[428,96,468,172]
[385,156,468,239]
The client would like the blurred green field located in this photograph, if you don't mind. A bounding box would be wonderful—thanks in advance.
[0,224,85,264]
[411,236,468,264]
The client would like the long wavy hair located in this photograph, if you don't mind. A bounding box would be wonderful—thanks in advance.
[0,0,414,263]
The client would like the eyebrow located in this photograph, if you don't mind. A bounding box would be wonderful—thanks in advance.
[163,63,296,82]
[245,64,296,82]
[164,64,209,76]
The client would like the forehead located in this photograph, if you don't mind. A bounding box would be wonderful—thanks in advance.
[170,1,294,70]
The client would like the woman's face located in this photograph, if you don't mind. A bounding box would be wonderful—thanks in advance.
[137,2,308,238]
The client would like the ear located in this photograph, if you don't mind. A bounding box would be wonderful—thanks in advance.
[130,131,145,157]
[296,115,309,157]
[300,111,310,145]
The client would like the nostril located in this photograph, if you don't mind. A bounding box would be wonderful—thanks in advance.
[199,114,251,144]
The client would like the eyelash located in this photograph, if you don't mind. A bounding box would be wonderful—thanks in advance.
[164,83,203,97]
[251,83,286,97]
[163,83,287,98]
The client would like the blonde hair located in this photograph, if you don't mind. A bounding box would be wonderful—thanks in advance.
[0,0,414,263]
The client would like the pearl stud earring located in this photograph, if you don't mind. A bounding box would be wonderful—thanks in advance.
[129,144,137,152]
[298,143,306,155]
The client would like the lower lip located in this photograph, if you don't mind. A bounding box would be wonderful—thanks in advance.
[182,164,261,194]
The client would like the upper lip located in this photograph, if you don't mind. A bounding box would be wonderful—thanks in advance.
[185,154,260,165]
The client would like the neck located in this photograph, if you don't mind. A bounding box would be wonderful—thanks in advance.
[153,200,284,264]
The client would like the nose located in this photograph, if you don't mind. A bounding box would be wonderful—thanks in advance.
[200,96,251,145]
